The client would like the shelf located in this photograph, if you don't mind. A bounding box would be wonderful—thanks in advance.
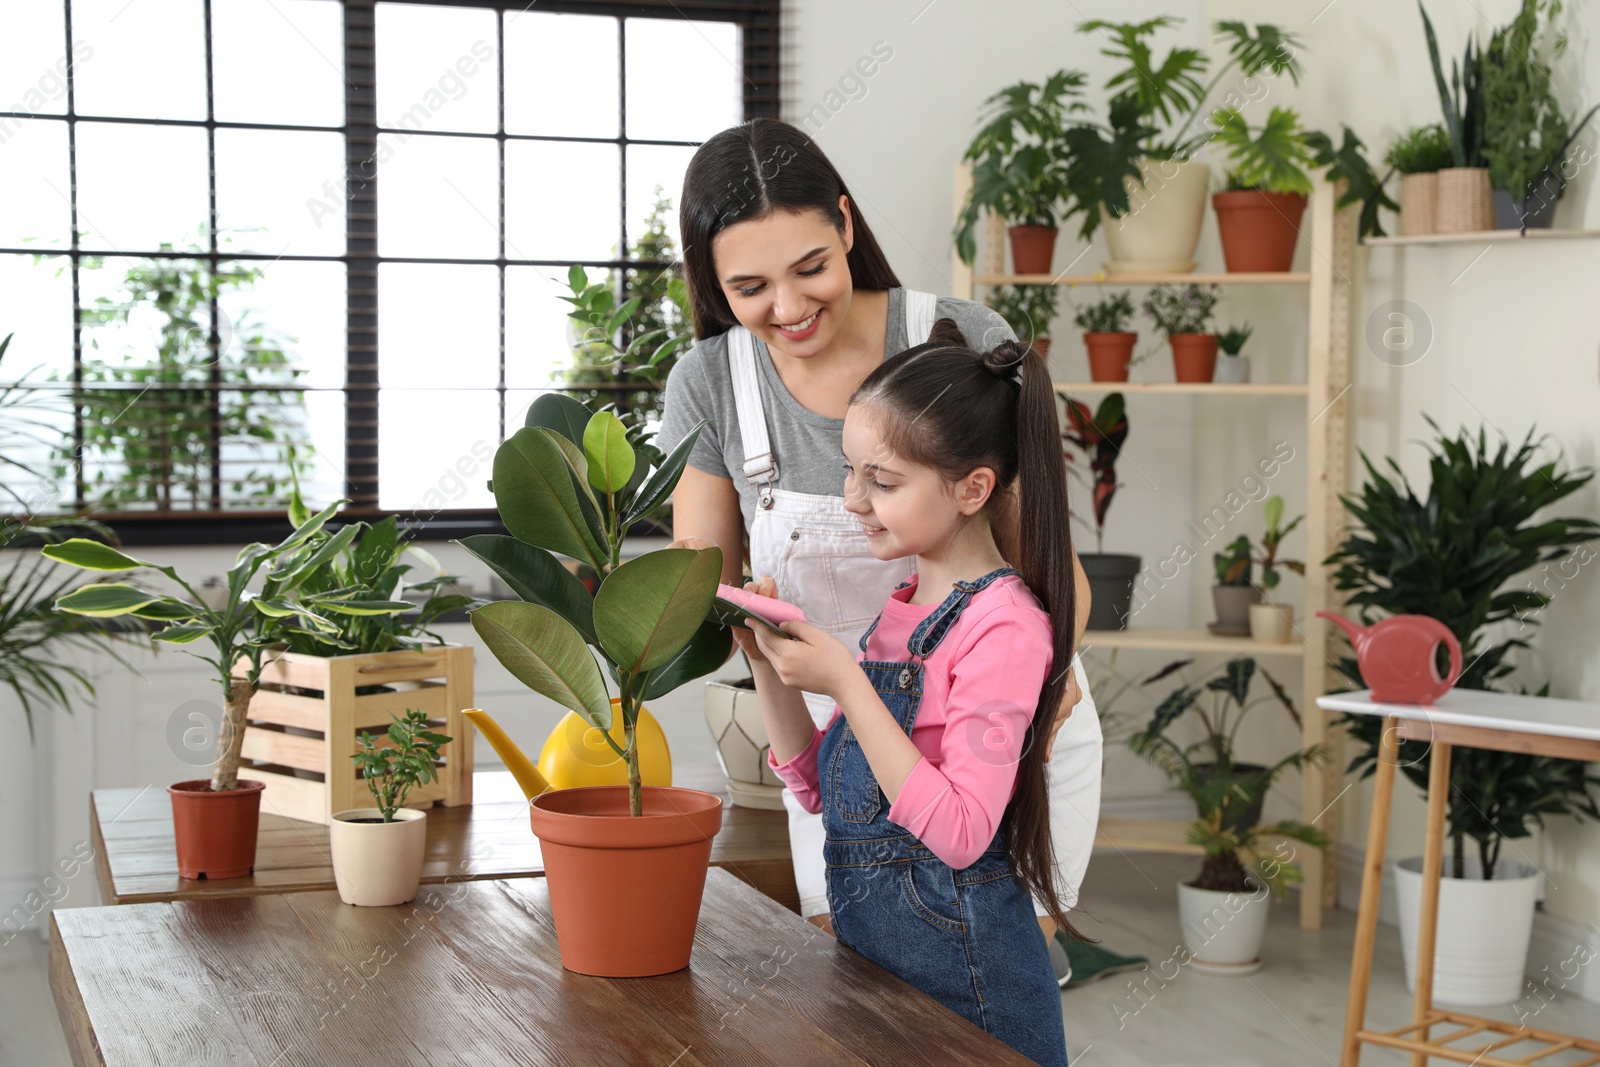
[1081,627,1305,658]
[1053,381,1308,396]
[1362,228,1600,247]
[975,271,1311,286]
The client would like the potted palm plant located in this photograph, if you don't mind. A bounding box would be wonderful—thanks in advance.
[1211,107,1316,273]
[1072,291,1137,382]
[462,392,732,977]
[1386,124,1454,236]
[1060,392,1139,630]
[1143,283,1219,383]
[953,71,1088,274]
[1327,417,1600,1004]
[1131,656,1330,975]
[984,283,1061,358]
[1214,323,1253,384]
[1248,495,1304,643]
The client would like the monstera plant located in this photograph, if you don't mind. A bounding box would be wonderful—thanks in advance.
[462,394,730,818]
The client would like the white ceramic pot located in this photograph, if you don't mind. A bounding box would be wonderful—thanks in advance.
[705,680,785,809]
[1394,855,1541,1006]
[329,807,427,906]
[1249,602,1293,643]
[1177,880,1271,976]
[1099,158,1211,275]
[1213,355,1251,383]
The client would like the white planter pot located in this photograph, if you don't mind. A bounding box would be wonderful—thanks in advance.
[1213,355,1251,383]
[1099,158,1211,275]
[705,680,785,809]
[329,807,427,906]
[1249,602,1293,643]
[1394,855,1541,1006]
[1177,880,1271,976]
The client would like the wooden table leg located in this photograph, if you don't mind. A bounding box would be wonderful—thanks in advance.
[1342,716,1401,1067]
[1409,739,1452,1067]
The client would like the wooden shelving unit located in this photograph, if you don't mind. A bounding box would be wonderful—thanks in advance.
[1362,228,1600,246]
[953,167,1358,930]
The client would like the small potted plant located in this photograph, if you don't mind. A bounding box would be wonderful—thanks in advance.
[984,283,1061,358]
[1131,656,1330,975]
[1421,4,1493,232]
[1143,283,1219,383]
[1072,291,1137,382]
[1210,107,1317,273]
[1248,495,1304,643]
[1210,534,1258,634]
[1214,324,1253,384]
[954,71,1087,274]
[330,710,451,906]
[1385,124,1453,236]
[1060,392,1139,630]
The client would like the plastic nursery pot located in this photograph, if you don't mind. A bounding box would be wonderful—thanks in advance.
[329,808,428,907]
[168,779,265,880]
[1006,225,1057,275]
[1082,332,1136,382]
[1212,190,1308,273]
[1168,333,1219,384]
[530,784,724,977]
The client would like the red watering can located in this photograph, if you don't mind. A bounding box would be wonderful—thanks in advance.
[1316,611,1462,705]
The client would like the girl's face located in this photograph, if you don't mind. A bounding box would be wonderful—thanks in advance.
[841,404,995,562]
[710,196,855,359]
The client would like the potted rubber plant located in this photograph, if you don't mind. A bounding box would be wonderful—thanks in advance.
[1143,283,1219,383]
[1420,3,1493,232]
[1072,291,1137,382]
[330,709,451,907]
[1386,124,1453,236]
[1327,417,1600,1005]
[1131,656,1330,975]
[1060,392,1139,630]
[954,70,1088,274]
[1214,323,1253,384]
[1211,534,1257,634]
[1211,107,1317,273]
[1063,17,1301,274]
[984,283,1060,358]
[1248,495,1303,643]
[41,500,360,879]
[463,392,732,977]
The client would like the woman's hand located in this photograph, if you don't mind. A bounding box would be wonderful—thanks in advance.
[1044,660,1084,762]
[748,617,862,699]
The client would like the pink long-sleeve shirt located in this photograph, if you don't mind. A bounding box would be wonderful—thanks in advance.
[767,572,1054,870]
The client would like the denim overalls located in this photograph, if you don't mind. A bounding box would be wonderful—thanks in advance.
[819,567,1069,1067]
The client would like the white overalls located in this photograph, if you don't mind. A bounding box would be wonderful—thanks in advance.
[727,290,1103,920]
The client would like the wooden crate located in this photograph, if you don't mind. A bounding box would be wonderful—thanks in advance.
[235,645,474,825]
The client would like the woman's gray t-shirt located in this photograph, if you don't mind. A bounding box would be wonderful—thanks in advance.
[656,287,1015,536]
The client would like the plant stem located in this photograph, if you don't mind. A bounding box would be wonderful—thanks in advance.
[210,678,252,791]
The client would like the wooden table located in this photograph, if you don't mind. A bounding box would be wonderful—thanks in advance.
[90,766,798,913]
[50,867,1040,1067]
[1318,688,1600,1066]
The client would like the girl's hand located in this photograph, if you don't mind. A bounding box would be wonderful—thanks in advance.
[748,617,861,698]
[731,575,780,664]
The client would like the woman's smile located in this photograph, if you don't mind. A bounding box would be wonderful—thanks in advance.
[774,308,823,340]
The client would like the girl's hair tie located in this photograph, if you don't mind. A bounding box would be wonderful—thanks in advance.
[981,341,1028,383]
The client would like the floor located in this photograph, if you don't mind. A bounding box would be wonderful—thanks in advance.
[5,851,1595,1066]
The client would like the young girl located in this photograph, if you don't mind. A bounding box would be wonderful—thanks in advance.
[746,319,1077,1067]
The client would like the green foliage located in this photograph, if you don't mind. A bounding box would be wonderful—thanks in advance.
[1482,0,1587,200]
[352,709,451,821]
[1213,107,1316,195]
[1385,124,1454,174]
[1214,534,1252,586]
[1303,125,1401,239]
[1327,417,1600,878]
[1059,392,1129,554]
[1071,291,1135,334]
[1257,494,1304,593]
[954,71,1088,264]
[1217,324,1253,356]
[1142,284,1219,337]
[984,284,1061,341]
[1420,1,1488,168]
[1130,656,1329,897]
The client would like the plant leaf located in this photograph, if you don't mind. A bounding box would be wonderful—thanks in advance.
[593,547,722,674]
[470,600,611,731]
[456,534,595,642]
[583,410,635,495]
[491,427,607,568]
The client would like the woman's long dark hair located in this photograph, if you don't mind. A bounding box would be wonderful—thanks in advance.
[679,118,900,340]
[851,318,1081,941]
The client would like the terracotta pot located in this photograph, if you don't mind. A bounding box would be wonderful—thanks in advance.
[1435,168,1493,233]
[1028,336,1052,359]
[1399,173,1438,236]
[530,784,724,976]
[329,808,428,906]
[168,779,265,880]
[1083,332,1136,382]
[1212,190,1308,273]
[1169,333,1218,383]
[1007,225,1057,275]
[1099,158,1210,274]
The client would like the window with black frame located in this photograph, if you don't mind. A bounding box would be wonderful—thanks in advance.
[0,0,775,544]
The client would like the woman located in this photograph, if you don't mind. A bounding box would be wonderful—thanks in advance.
[659,118,1102,966]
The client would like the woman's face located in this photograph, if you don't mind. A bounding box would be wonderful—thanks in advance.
[710,195,855,359]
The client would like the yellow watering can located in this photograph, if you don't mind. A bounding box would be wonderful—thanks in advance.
[463,698,672,801]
